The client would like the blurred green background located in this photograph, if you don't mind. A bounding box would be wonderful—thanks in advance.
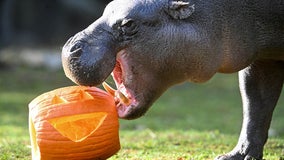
[0,0,283,159]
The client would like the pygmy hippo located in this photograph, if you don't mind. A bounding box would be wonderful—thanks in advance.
[61,0,284,159]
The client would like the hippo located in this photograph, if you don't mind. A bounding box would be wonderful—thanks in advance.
[61,0,284,159]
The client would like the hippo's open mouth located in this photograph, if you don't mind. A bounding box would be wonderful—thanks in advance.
[103,50,139,118]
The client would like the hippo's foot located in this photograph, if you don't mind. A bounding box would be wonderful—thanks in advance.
[215,149,263,160]
[215,154,261,160]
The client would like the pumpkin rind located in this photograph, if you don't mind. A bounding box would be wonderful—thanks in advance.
[29,86,120,160]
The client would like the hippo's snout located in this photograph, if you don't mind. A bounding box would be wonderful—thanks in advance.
[62,30,117,86]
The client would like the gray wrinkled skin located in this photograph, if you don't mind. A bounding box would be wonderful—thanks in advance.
[62,0,284,159]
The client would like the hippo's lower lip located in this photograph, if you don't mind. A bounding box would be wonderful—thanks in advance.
[111,50,139,118]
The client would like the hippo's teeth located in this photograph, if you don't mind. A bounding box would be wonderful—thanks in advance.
[102,82,116,97]
[103,82,130,106]
[116,90,130,106]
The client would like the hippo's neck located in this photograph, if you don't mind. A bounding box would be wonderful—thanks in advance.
[212,0,284,73]
[209,1,257,73]
[150,0,283,84]
[217,20,257,73]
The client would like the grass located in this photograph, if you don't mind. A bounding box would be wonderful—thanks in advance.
[0,66,283,160]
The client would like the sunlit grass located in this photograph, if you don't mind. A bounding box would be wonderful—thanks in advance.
[0,67,283,159]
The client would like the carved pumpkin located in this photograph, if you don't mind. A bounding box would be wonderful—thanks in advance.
[28,86,120,160]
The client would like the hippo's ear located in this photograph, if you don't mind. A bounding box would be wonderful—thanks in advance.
[165,1,195,20]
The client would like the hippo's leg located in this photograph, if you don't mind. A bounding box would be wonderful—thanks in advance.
[216,60,284,160]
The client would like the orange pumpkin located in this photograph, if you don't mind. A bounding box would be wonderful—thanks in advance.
[28,86,120,160]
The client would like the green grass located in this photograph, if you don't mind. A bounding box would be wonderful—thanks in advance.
[0,66,283,160]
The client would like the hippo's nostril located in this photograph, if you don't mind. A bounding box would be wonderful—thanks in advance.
[71,48,83,58]
[67,42,84,58]
[70,43,83,53]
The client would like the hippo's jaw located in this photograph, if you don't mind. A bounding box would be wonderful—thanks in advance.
[109,49,162,119]
[111,50,139,119]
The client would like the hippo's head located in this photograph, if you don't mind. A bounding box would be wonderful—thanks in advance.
[62,0,219,119]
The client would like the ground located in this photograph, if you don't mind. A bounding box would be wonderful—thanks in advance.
[0,66,283,160]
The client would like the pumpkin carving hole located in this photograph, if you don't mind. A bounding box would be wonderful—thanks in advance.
[47,112,108,142]
[51,95,68,104]
[79,90,94,100]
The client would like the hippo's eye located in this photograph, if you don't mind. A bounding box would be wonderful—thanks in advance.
[120,19,138,36]
[121,19,134,27]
